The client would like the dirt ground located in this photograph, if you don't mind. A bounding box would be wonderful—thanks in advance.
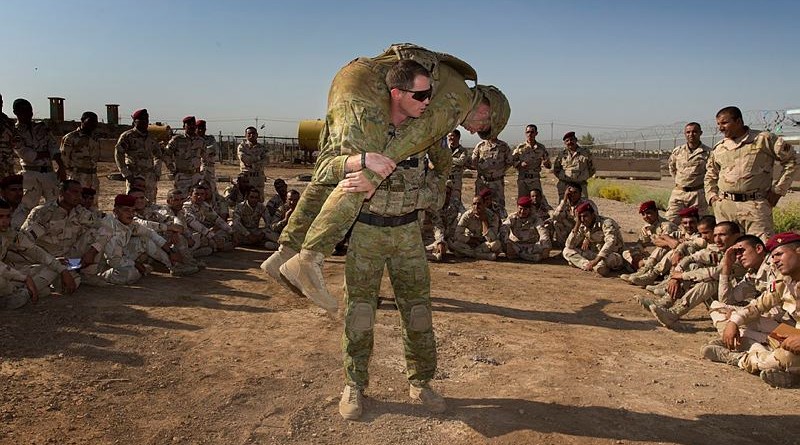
[1,162,798,445]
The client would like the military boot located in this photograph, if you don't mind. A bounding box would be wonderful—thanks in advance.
[760,369,799,388]
[628,269,659,286]
[634,294,654,311]
[193,246,214,257]
[649,304,681,328]
[260,244,297,282]
[409,384,446,413]
[170,263,200,277]
[474,252,497,261]
[700,344,744,366]
[279,249,338,315]
[339,384,364,420]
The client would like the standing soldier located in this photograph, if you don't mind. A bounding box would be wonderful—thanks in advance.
[447,129,469,198]
[705,106,797,240]
[12,99,64,209]
[195,119,218,185]
[237,126,268,199]
[513,124,551,199]
[472,136,512,218]
[114,109,163,203]
[553,131,595,200]
[60,112,100,206]
[164,116,205,196]
[0,94,21,179]
[665,122,711,223]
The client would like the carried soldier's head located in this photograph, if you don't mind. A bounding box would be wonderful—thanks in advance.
[466,85,510,140]
[387,59,432,122]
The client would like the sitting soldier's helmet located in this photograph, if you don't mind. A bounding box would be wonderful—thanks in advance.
[474,85,510,140]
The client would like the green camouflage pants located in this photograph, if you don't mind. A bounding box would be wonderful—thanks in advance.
[342,220,436,388]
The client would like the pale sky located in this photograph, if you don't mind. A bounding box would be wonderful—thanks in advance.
[1,0,798,146]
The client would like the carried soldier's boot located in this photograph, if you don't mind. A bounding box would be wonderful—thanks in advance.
[279,249,338,315]
[701,344,744,366]
[338,384,364,420]
[649,304,682,328]
[628,269,659,286]
[409,384,446,413]
[760,369,800,388]
[260,244,297,282]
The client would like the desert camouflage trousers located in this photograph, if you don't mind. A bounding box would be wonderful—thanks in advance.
[100,236,171,285]
[713,198,773,241]
[21,170,58,209]
[740,343,800,375]
[342,220,436,388]
[69,172,100,206]
[174,172,203,197]
[562,248,623,276]
[665,188,707,224]
[125,170,159,203]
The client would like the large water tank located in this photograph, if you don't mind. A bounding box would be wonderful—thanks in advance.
[298,119,324,151]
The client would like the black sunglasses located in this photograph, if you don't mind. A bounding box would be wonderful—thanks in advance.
[399,87,432,102]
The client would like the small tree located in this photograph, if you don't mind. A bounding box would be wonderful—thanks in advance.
[579,132,596,147]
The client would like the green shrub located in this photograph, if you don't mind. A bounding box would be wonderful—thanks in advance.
[587,178,670,210]
[774,203,800,233]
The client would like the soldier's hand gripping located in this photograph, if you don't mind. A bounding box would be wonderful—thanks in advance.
[363,153,396,179]
[341,171,378,199]
[722,321,741,350]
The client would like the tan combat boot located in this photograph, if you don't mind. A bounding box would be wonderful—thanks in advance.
[628,269,659,286]
[474,252,497,261]
[701,344,744,366]
[649,304,679,328]
[409,384,446,413]
[760,369,799,388]
[279,249,338,315]
[260,245,297,282]
[338,384,364,420]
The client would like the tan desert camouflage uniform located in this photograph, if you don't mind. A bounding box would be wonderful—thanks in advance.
[164,134,205,196]
[14,121,60,209]
[562,214,624,276]
[512,141,550,198]
[472,139,512,218]
[666,142,710,222]
[60,127,101,196]
[115,128,163,202]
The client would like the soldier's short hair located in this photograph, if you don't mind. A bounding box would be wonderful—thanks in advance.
[60,179,81,193]
[716,221,741,235]
[737,234,765,250]
[127,187,146,195]
[0,198,10,210]
[565,182,582,193]
[247,188,261,198]
[385,59,430,91]
[698,215,716,229]
[12,98,32,114]
[166,189,183,199]
[526,124,538,133]
[191,183,209,193]
[81,111,98,121]
[449,129,460,137]
[685,122,701,131]
[716,106,743,121]
[273,178,286,187]
[288,189,300,197]
[245,126,257,134]
[530,188,543,196]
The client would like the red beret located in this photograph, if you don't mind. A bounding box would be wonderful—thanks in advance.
[113,194,137,208]
[196,119,206,127]
[765,232,800,252]
[639,200,657,214]
[478,188,492,198]
[131,109,148,119]
[517,196,532,207]
[0,174,23,188]
[81,187,97,196]
[182,115,196,125]
[678,206,699,218]
[563,131,576,141]
[575,201,594,214]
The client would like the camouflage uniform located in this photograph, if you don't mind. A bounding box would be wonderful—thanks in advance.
[500,210,551,262]
[622,216,678,268]
[231,201,275,245]
[14,122,60,209]
[237,141,267,198]
[183,200,234,252]
[280,44,486,257]
[343,130,448,389]
[449,144,469,196]
[666,142,710,223]
[11,203,31,231]
[164,133,205,196]
[115,128,163,202]
[134,203,198,262]
[265,193,285,221]
[727,276,800,376]
[705,129,796,239]
[471,139,512,218]
[549,197,597,247]
[1,224,67,300]
[0,114,20,179]
[512,141,550,198]
[429,193,464,247]
[562,214,624,276]
[449,208,502,259]
[553,146,595,199]
[223,184,247,210]
[201,134,218,185]
[60,127,101,198]
[98,215,173,285]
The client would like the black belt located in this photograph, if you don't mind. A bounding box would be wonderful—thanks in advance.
[397,157,419,169]
[242,171,263,176]
[679,185,703,192]
[75,167,97,174]
[357,211,418,227]
[521,173,540,179]
[480,174,503,182]
[175,169,198,174]
[722,191,763,202]
[23,166,53,173]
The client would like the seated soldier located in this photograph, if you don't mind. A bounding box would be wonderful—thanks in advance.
[268,189,300,245]
[183,184,234,253]
[159,188,214,258]
[0,174,30,230]
[231,188,273,249]
[529,188,552,220]
[79,187,105,219]
[265,178,288,221]
[646,221,741,328]
[702,232,800,388]
[449,194,502,261]
[547,182,597,247]
[97,194,198,284]
[703,235,784,353]
[198,178,229,221]
[477,188,503,229]
[223,173,251,210]
[562,201,623,276]
[427,180,464,262]
[20,179,108,293]
[500,195,551,262]
[624,206,704,286]
[621,200,677,271]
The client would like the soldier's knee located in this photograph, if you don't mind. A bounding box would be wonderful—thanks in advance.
[408,304,432,332]
[348,302,374,332]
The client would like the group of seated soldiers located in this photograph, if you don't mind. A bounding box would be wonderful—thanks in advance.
[0,173,299,309]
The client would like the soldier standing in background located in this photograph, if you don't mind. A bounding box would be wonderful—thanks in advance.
[12,99,64,209]
[553,131,595,200]
[237,126,268,199]
[0,94,21,180]
[164,116,204,196]
[195,119,218,185]
[513,124,551,200]
[447,129,469,198]
[665,122,710,223]
[60,111,100,206]
[114,109,163,203]
[472,135,512,219]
